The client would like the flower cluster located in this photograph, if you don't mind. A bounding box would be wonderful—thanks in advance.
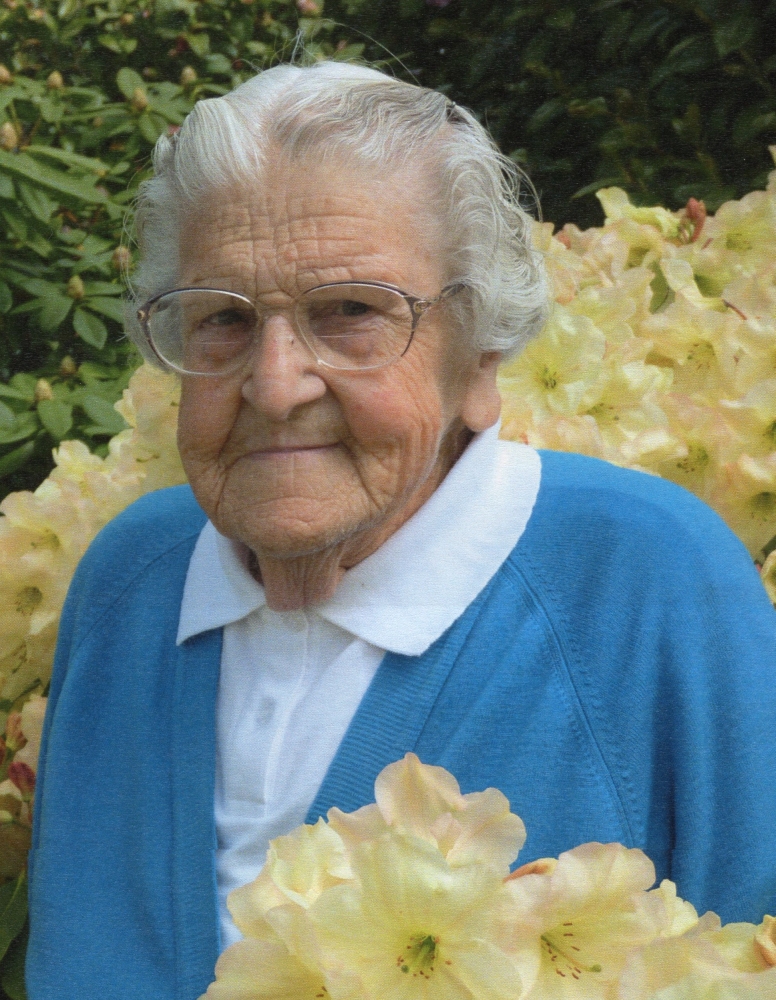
[200,754,776,1000]
[499,150,776,566]
[0,364,185,712]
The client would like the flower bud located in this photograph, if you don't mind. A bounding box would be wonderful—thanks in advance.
[0,121,19,151]
[59,355,77,378]
[46,70,64,90]
[119,11,134,25]
[180,66,196,87]
[29,7,44,19]
[66,274,85,299]
[4,712,26,752]
[111,246,132,272]
[34,378,54,402]
[8,760,35,800]
[0,65,13,85]
[296,0,320,12]
[131,87,149,112]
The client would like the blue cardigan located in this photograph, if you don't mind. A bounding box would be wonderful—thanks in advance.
[27,450,776,1000]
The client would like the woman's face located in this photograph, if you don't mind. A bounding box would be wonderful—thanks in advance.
[175,154,501,568]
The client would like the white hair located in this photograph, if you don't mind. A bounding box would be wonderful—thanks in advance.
[126,61,548,362]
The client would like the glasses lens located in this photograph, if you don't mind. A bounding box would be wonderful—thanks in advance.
[298,284,413,369]
[147,290,257,375]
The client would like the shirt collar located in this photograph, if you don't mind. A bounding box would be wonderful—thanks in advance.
[177,423,541,656]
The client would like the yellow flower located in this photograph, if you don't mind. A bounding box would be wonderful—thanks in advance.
[708,452,776,557]
[642,297,748,401]
[620,917,776,1000]
[228,818,352,943]
[310,833,531,1000]
[199,935,356,1000]
[503,842,661,999]
[327,753,526,877]
[597,188,681,241]
[498,307,607,423]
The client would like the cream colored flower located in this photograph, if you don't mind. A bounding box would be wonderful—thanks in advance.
[228,818,352,942]
[498,307,607,423]
[597,188,680,241]
[310,833,532,1000]
[760,550,776,607]
[14,693,47,771]
[620,916,776,1000]
[708,452,776,557]
[327,753,526,877]
[199,934,359,1000]
[504,842,661,999]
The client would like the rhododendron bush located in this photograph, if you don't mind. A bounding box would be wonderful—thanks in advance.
[200,754,776,1000]
[1,165,776,990]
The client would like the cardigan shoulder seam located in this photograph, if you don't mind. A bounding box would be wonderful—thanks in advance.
[500,548,638,846]
[66,527,204,661]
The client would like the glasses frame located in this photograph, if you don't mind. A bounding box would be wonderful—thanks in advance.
[136,280,467,376]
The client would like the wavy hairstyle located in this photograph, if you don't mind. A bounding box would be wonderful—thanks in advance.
[127,61,548,362]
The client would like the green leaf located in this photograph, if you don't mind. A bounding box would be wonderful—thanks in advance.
[38,295,73,333]
[137,111,165,144]
[0,400,15,430]
[0,411,39,445]
[82,282,123,297]
[25,145,108,176]
[0,873,27,962]
[80,392,127,433]
[17,182,56,225]
[85,296,125,323]
[0,441,36,478]
[116,67,145,100]
[185,32,210,57]
[0,151,106,205]
[99,33,124,54]
[713,16,757,57]
[1,918,29,1000]
[205,54,232,76]
[73,307,108,348]
[7,375,36,401]
[572,176,623,199]
[0,174,14,200]
[0,281,12,313]
[1,208,27,243]
[37,398,73,440]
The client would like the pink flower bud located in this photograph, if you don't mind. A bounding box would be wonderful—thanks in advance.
[4,712,26,752]
[8,761,35,799]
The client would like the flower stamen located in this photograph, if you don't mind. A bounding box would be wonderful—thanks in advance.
[397,933,439,978]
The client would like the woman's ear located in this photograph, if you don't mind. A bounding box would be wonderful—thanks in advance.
[460,351,502,432]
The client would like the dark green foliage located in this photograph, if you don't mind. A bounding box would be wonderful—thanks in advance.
[0,0,359,495]
[328,0,776,228]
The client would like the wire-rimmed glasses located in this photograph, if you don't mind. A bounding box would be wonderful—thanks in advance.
[137,280,467,376]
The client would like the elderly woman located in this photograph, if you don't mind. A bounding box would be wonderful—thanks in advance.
[27,62,776,998]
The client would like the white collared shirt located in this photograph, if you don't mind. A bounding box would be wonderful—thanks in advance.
[177,424,541,949]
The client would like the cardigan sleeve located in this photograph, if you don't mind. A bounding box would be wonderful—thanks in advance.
[521,451,776,924]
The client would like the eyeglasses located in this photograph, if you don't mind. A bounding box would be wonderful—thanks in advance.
[137,280,466,376]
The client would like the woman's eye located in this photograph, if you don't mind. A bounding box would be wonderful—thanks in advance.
[205,309,249,327]
[340,299,372,318]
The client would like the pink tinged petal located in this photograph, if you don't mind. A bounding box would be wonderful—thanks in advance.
[374,753,466,834]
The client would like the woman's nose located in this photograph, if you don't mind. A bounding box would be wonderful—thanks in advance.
[240,312,327,421]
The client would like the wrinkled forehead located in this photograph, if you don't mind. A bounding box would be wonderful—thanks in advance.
[175,151,448,299]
